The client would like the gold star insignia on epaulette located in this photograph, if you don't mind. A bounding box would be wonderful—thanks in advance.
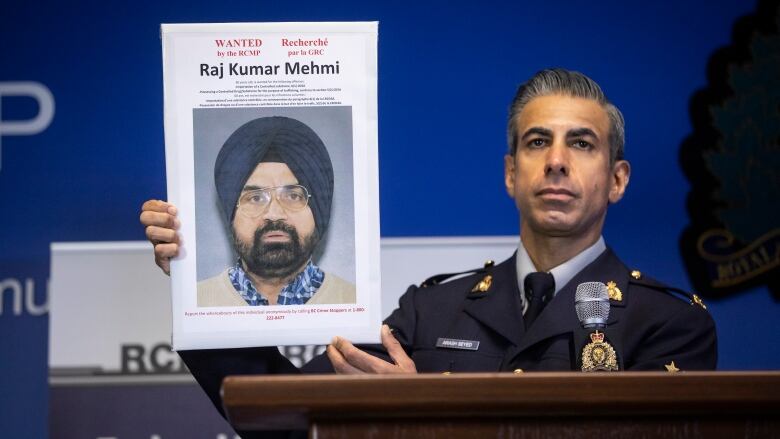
[606,281,623,301]
[630,270,642,280]
[471,274,492,293]
[691,294,707,309]
[665,361,680,373]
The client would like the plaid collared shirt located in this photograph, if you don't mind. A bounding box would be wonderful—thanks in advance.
[228,260,324,305]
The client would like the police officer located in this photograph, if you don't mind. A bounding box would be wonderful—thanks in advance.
[321,68,716,375]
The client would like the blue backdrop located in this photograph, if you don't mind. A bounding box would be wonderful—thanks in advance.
[1,1,776,437]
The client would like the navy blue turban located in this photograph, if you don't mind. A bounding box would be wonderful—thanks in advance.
[214,116,334,237]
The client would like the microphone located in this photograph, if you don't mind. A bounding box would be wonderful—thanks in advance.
[575,282,619,371]
[575,282,610,329]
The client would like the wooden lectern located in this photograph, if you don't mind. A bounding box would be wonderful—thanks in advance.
[223,372,780,438]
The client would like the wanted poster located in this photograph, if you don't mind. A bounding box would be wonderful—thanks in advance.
[161,22,380,350]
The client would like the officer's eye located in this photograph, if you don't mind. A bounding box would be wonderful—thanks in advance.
[572,140,593,150]
[527,138,547,148]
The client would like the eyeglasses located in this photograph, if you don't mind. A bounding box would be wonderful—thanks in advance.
[236,185,311,218]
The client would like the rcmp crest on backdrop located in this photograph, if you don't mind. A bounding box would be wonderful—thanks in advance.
[679,0,779,299]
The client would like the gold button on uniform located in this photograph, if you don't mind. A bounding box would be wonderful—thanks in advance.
[513,369,524,374]
[631,270,642,280]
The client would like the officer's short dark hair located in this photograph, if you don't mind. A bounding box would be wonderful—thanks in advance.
[507,68,625,165]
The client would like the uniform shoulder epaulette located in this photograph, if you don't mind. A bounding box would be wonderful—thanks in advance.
[420,260,495,288]
[627,269,707,310]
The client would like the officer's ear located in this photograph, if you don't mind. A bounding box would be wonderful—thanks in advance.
[504,154,517,198]
[608,159,631,204]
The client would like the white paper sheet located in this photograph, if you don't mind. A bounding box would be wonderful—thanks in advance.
[161,22,380,350]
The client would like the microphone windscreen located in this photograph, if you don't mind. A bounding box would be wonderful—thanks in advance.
[575,282,610,328]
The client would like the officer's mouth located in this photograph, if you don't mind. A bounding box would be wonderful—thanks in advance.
[536,187,577,202]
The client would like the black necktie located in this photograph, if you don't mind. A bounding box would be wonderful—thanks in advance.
[524,272,555,329]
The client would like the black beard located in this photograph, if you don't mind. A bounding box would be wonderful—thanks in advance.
[234,220,318,280]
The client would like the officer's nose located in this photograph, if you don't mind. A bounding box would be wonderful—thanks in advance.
[544,141,570,176]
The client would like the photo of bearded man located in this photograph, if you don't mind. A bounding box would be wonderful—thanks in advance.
[193,113,356,307]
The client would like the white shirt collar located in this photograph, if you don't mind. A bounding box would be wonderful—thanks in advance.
[515,236,607,314]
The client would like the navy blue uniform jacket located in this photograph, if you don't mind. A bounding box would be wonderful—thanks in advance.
[180,248,717,420]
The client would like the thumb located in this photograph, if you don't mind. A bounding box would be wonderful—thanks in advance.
[381,325,415,371]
